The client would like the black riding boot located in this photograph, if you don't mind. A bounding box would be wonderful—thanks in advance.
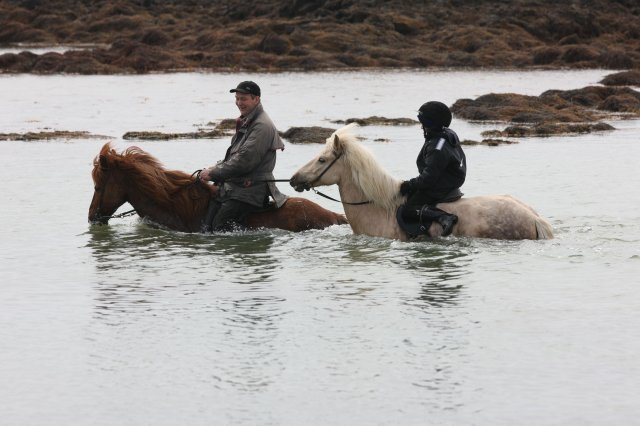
[401,206,422,222]
[419,206,458,236]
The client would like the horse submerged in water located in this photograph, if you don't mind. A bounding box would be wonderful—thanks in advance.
[290,124,553,241]
[88,143,347,232]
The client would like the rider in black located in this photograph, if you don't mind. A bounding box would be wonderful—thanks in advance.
[399,101,467,236]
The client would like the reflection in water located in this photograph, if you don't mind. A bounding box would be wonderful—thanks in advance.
[336,235,472,308]
[85,223,288,396]
[405,241,472,308]
[85,223,280,316]
[216,294,287,393]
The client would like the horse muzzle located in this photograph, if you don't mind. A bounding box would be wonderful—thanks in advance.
[289,176,310,192]
[88,213,109,225]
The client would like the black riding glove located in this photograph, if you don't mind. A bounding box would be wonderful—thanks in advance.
[400,180,414,196]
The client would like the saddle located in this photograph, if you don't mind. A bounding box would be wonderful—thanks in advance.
[397,189,462,238]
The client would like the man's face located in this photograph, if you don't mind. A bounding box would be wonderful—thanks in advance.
[235,93,260,116]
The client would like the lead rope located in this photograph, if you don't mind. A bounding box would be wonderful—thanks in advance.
[195,152,371,206]
[311,189,371,206]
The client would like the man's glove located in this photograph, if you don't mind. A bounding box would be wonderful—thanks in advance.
[400,180,415,196]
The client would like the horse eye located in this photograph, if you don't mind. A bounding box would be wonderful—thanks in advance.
[318,157,326,164]
[94,186,101,191]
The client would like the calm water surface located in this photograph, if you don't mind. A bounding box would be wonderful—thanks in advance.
[1,70,639,426]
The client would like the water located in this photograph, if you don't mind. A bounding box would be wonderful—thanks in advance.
[0,43,109,55]
[1,70,639,425]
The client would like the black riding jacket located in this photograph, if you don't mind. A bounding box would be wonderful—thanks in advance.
[408,127,467,204]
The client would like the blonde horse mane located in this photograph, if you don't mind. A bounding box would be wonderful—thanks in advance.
[329,124,402,212]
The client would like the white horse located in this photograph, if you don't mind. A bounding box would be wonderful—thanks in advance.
[290,124,553,241]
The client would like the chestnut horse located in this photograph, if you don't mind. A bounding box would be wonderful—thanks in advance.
[290,124,553,241]
[88,143,347,232]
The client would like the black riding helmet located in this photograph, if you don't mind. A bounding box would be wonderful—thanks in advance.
[417,101,452,130]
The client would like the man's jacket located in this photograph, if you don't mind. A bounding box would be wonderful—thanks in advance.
[208,103,287,208]
[409,127,466,203]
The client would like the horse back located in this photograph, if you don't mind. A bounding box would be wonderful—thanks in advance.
[244,197,348,231]
[437,195,551,240]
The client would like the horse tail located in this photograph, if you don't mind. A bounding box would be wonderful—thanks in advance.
[535,217,554,240]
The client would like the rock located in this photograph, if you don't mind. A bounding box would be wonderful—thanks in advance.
[0,130,110,141]
[122,129,228,140]
[332,116,418,126]
[452,85,639,137]
[461,138,518,146]
[3,1,640,73]
[279,126,336,144]
[600,70,640,87]
[481,122,615,137]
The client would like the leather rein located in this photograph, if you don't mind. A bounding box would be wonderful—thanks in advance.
[97,151,370,222]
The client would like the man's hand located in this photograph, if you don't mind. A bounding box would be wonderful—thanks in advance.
[400,180,414,196]
[199,168,211,182]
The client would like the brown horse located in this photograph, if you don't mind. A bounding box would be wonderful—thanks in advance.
[88,143,347,232]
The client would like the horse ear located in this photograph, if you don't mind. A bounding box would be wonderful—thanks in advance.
[99,154,109,169]
[333,134,345,155]
[98,143,112,169]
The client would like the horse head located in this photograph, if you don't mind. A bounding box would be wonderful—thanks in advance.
[88,143,128,225]
[290,124,356,192]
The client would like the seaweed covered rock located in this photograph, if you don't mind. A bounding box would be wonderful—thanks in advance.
[279,126,336,144]
[332,116,418,126]
[2,0,640,73]
[452,86,640,136]
[0,130,110,141]
[122,129,229,140]
[600,70,640,87]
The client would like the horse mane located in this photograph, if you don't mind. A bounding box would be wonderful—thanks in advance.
[94,143,209,215]
[330,124,402,212]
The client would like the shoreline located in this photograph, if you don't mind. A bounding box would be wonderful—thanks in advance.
[0,57,626,75]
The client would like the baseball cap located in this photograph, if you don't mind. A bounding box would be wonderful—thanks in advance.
[230,81,261,97]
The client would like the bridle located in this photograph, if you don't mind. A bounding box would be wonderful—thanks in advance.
[307,151,370,206]
[93,167,136,222]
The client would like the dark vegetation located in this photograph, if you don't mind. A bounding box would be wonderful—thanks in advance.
[332,116,418,126]
[279,126,336,144]
[122,129,230,140]
[0,130,109,140]
[1,0,640,74]
[452,85,640,136]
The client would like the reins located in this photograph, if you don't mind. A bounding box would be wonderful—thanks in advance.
[311,188,371,205]
[101,209,138,219]
[192,151,371,207]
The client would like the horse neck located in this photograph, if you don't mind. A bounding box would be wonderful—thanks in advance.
[121,168,209,232]
[338,170,406,240]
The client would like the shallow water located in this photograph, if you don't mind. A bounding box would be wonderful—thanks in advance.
[1,70,639,426]
[0,43,108,55]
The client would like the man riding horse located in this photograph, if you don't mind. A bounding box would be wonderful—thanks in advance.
[199,81,287,232]
[399,101,467,237]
